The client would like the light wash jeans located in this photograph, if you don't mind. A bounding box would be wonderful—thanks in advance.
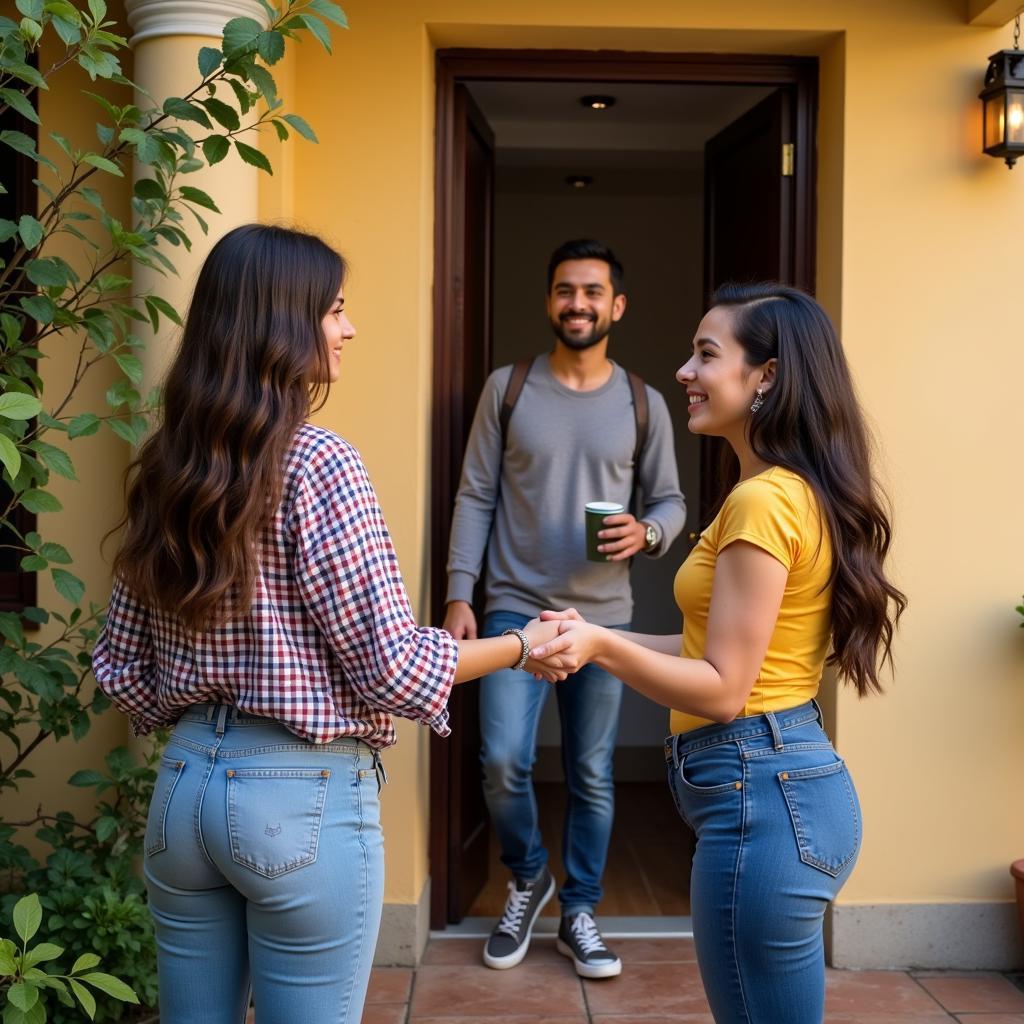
[666,701,861,1024]
[144,704,385,1024]
[479,610,625,916]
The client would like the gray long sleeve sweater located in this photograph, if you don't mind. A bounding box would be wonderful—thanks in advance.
[445,355,687,625]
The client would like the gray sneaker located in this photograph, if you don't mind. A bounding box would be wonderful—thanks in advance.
[556,911,622,978]
[482,866,555,969]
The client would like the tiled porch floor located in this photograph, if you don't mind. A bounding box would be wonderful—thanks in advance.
[361,937,1024,1023]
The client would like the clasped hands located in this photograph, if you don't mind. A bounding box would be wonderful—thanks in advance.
[522,608,605,683]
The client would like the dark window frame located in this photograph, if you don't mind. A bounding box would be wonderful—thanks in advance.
[0,67,39,614]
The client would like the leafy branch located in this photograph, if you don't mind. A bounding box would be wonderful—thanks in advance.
[0,2,346,1017]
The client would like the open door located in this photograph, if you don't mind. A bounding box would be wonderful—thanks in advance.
[431,52,817,932]
[429,83,495,927]
[700,88,813,523]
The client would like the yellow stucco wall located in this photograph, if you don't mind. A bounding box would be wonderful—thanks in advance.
[280,0,1024,913]
[27,0,1024,928]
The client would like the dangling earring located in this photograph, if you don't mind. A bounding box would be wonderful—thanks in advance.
[750,387,764,413]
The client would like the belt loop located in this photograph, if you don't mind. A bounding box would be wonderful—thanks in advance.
[214,705,228,736]
[665,734,681,770]
[811,698,824,727]
[205,704,215,723]
[766,710,784,751]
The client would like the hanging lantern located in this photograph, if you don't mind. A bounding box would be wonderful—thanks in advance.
[979,15,1024,168]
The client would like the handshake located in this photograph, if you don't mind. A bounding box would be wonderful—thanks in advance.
[444,602,606,683]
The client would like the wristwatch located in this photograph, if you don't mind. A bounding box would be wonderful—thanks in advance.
[643,522,659,552]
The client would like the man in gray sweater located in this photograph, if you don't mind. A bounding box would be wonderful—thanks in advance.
[444,239,686,978]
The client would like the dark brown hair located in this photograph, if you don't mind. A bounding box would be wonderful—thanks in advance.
[547,238,625,294]
[113,224,345,629]
[710,282,906,696]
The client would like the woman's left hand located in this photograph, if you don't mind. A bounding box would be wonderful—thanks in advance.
[529,619,607,675]
[521,618,571,682]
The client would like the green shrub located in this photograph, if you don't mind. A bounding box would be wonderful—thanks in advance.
[1,892,139,1023]
[1,1,345,1017]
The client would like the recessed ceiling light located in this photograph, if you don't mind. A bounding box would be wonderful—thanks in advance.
[580,95,616,110]
[565,175,593,189]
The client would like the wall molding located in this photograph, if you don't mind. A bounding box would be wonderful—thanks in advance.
[829,901,1024,970]
[374,879,431,967]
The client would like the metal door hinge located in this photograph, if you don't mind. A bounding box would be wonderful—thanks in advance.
[782,142,795,177]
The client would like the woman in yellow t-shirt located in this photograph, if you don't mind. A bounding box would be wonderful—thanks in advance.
[531,283,905,1023]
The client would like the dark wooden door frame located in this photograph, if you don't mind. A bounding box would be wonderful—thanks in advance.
[429,47,818,928]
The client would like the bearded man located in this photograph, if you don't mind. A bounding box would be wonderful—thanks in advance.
[444,239,686,978]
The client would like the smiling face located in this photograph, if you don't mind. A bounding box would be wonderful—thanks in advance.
[546,258,626,351]
[676,305,775,438]
[320,287,356,383]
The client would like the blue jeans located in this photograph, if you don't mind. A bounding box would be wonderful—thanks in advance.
[144,704,385,1024]
[666,701,861,1024]
[479,610,625,915]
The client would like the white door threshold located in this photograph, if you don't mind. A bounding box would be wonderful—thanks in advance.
[432,916,693,940]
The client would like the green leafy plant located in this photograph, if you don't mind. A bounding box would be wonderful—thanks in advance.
[2,741,166,1020]
[0,0,345,1017]
[1,893,138,1023]
[1016,595,1023,628]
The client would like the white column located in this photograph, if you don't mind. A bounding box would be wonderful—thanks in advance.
[124,0,269,387]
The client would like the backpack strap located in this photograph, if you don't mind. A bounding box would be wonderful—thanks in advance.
[627,370,649,468]
[499,358,533,449]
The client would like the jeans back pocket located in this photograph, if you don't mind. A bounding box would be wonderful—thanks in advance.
[226,768,330,878]
[145,756,185,856]
[778,759,861,877]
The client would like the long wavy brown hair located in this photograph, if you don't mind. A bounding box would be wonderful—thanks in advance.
[113,224,344,629]
[709,282,907,697]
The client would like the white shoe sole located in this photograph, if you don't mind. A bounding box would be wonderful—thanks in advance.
[482,875,556,970]
[555,937,623,979]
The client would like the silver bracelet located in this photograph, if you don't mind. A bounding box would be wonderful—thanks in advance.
[501,627,530,671]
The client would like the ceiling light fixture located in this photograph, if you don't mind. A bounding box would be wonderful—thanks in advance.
[580,95,616,111]
[565,175,593,189]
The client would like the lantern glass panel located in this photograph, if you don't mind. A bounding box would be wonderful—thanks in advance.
[1007,89,1024,144]
[984,93,1006,150]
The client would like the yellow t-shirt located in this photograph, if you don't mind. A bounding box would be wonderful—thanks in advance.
[670,466,833,735]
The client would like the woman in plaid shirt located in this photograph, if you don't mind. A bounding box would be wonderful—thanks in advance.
[93,224,562,1024]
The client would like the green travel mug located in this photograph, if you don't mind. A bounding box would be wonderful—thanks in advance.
[585,501,625,562]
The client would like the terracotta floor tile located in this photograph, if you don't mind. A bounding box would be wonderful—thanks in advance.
[361,1006,407,1024]
[591,1015,715,1023]
[583,961,711,1016]
[955,1015,1024,1023]
[409,963,584,1017]
[420,938,484,966]
[366,968,413,1004]
[825,1016,952,1023]
[413,1018,585,1024]
[825,970,948,1014]
[615,938,698,963]
[916,975,1024,1013]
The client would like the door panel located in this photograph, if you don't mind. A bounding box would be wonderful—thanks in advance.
[429,84,494,927]
[700,88,800,525]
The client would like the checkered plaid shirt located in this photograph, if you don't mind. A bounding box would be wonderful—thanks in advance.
[92,425,457,747]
